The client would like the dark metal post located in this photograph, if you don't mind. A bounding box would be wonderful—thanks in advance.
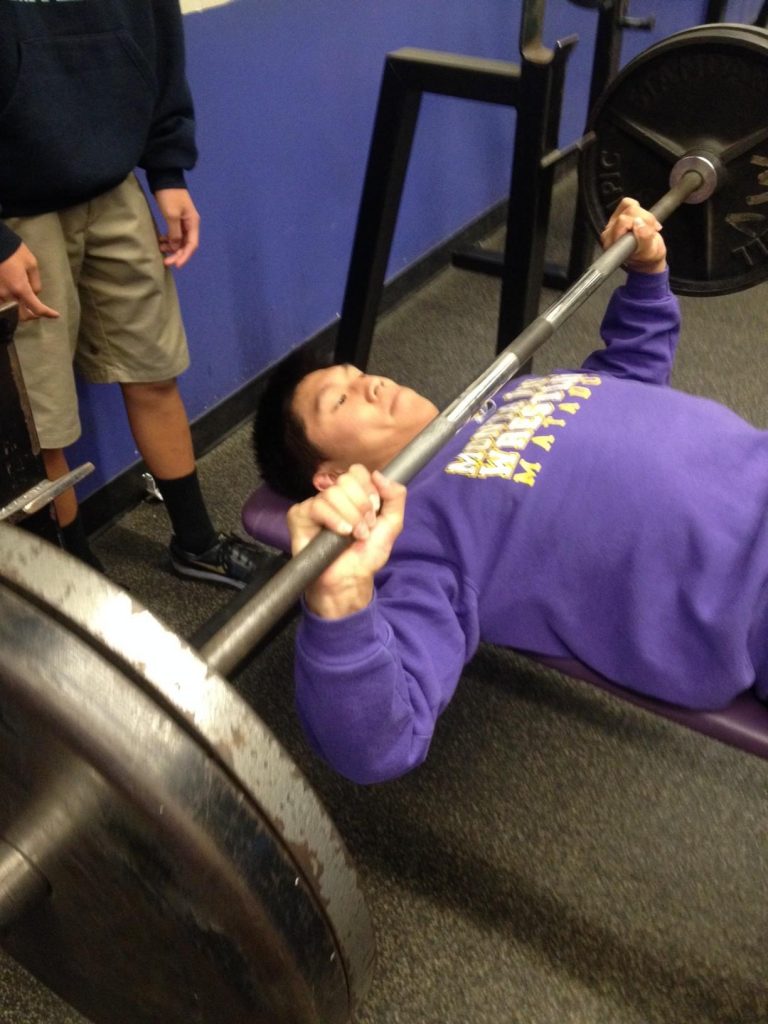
[705,0,728,20]
[333,60,422,367]
[495,35,576,355]
[333,48,525,369]
[565,0,630,284]
[561,0,655,287]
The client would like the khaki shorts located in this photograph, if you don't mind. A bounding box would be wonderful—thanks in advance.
[5,174,190,449]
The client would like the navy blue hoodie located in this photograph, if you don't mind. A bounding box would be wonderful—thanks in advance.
[0,0,197,260]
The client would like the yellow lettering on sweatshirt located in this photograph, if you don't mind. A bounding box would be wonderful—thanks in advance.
[478,451,522,479]
[530,434,555,452]
[444,451,486,477]
[513,459,541,486]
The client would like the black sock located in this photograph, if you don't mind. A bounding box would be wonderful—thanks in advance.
[155,470,218,554]
[59,514,106,573]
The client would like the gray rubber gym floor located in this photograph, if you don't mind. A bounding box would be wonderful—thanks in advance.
[3,170,768,1023]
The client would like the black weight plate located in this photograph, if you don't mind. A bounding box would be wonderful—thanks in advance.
[579,23,768,295]
[0,525,375,1024]
[654,21,768,45]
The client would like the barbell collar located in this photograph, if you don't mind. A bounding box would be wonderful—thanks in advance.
[669,153,721,204]
[201,169,705,677]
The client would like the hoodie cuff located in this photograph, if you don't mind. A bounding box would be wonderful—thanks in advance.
[298,593,390,664]
[0,224,23,264]
[623,267,670,300]
[146,169,188,193]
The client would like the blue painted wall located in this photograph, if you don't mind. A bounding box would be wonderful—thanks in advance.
[69,0,756,496]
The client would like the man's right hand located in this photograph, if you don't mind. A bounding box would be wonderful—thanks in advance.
[600,197,667,274]
[287,464,406,620]
[0,243,59,320]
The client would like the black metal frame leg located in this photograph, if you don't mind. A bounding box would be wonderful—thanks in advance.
[334,47,528,368]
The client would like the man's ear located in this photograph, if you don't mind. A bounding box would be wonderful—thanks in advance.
[312,462,342,492]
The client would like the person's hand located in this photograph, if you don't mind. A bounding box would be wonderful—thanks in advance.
[601,197,667,274]
[287,464,407,619]
[153,188,200,268]
[0,243,59,321]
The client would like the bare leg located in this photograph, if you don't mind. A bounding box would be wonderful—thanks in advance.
[121,378,217,553]
[41,448,78,526]
[120,379,195,480]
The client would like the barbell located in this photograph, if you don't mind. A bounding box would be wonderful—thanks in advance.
[203,22,768,677]
[0,21,767,1024]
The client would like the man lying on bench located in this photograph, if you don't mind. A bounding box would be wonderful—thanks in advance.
[253,198,768,784]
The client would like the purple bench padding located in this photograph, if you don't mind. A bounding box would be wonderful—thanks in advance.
[531,655,768,761]
[242,484,292,553]
[242,484,768,761]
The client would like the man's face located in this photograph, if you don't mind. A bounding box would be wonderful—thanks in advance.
[292,364,438,481]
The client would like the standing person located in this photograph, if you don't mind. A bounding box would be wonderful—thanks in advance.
[0,0,264,588]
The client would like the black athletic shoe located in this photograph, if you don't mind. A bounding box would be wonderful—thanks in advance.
[169,533,271,590]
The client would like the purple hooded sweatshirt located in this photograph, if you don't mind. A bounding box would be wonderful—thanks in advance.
[295,270,768,783]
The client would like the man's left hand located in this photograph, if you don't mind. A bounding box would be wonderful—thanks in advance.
[154,188,201,268]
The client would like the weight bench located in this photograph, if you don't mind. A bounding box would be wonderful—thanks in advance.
[242,482,768,762]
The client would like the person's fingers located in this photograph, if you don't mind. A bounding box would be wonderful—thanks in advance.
[157,194,201,268]
[288,465,403,558]
[324,470,381,539]
[26,262,43,294]
[601,209,634,246]
[345,464,382,530]
[158,212,184,266]
[14,284,59,320]
[287,499,324,556]
[165,216,183,251]
[372,470,406,518]
[601,199,664,259]
[289,485,370,544]
[169,213,200,268]
[368,472,406,547]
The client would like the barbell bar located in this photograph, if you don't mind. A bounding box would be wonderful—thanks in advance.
[199,164,707,678]
[203,23,768,675]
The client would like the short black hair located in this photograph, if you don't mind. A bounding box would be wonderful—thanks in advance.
[253,349,330,500]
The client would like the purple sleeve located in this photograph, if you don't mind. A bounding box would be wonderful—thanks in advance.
[294,560,480,784]
[581,269,681,385]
